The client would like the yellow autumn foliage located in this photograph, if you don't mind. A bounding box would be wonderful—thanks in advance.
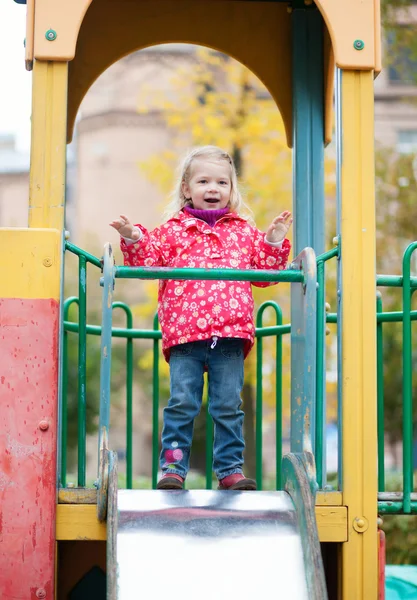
[137,46,336,428]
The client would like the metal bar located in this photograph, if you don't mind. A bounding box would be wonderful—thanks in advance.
[64,322,161,338]
[98,243,115,473]
[335,68,343,491]
[63,322,292,338]
[115,266,303,283]
[377,310,417,323]
[152,314,160,490]
[276,310,283,491]
[256,324,291,337]
[376,294,385,492]
[112,302,133,489]
[205,401,213,490]
[327,310,417,326]
[256,327,263,490]
[401,242,417,513]
[316,260,326,488]
[316,247,339,264]
[377,274,417,288]
[378,502,417,515]
[65,241,102,268]
[256,302,283,490]
[291,6,325,256]
[61,297,79,487]
[290,248,317,454]
[78,256,87,487]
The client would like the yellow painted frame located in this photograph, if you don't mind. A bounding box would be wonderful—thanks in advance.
[29,61,68,230]
[56,503,347,544]
[340,70,378,599]
[0,229,61,299]
[31,0,380,72]
[315,0,380,70]
[66,0,294,145]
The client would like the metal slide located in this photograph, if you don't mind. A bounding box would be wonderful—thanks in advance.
[107,455,328,600]
[100,244,326,598]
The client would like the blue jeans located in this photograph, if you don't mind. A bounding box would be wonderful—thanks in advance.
[160,338,245,480]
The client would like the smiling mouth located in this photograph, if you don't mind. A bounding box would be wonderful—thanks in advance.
[204,198,220,204]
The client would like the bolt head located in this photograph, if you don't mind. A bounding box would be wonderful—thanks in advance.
[43,257,52,267]
[45,29,57,41]
[354,39,365,51]
[36,589,46,599]
[39,420,49,431]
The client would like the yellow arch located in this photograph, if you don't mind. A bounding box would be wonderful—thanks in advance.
[66,1,293,144]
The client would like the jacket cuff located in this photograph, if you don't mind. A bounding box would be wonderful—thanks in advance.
[121,226,142,246]
[264,235,283,248]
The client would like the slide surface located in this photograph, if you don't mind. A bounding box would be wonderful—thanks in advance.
[114,489,317,599]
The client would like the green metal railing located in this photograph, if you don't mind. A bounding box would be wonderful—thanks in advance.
[61,241,315,491]
[61,240,417,513]
[376,242,417,514]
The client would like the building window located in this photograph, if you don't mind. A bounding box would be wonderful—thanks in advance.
[397,130,417,154]
[387,28,417,86]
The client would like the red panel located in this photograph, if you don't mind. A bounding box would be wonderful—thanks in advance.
[0,298,59,599]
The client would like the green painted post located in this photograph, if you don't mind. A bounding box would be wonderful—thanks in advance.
[275,311,283,491]
[376,293,385,492]
[256,326,263,490]
[61,318,68,487]
[61,297,79,487]
[78,255,87,487]
[113,303,133,489]
[256,302,283,490]
[152,314,160,490]
[402,242,417,513]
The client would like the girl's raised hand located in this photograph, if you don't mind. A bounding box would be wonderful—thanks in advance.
[265,211,293,244]
[109,214,140,240]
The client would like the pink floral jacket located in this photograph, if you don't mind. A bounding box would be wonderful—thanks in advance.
[120,210,291,361]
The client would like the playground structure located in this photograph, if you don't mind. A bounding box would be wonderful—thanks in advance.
[3,0,413,598]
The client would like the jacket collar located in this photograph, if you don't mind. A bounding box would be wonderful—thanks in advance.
[171,209,246,229]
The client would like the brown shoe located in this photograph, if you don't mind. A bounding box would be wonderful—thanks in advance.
[156,474,184,490]
[218,473,257,490]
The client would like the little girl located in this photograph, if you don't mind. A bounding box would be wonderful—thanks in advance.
[110,146,292,490]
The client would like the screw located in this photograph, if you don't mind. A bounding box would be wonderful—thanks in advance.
[39,420,49,431]
[45,29,57,41]
[43,257,52,267]
[64,230,70,240]
[36,589,46,599]
[353,39,365,51]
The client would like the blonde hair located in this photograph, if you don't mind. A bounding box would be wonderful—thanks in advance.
[163,146,252,221]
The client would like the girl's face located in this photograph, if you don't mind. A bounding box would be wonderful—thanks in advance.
[182,159,232,210]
